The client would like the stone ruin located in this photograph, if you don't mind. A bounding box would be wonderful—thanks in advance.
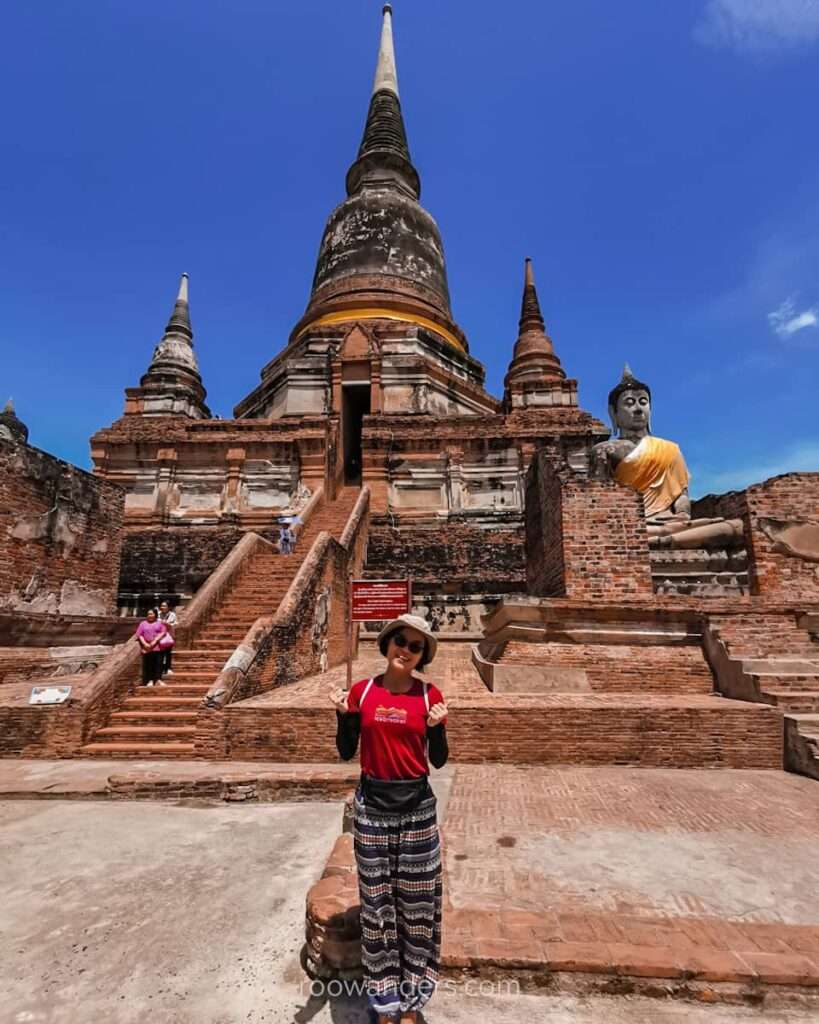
[0,6,817,787]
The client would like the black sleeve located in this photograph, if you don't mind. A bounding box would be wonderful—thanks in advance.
[427,723,449,769]
[336,711,361,761]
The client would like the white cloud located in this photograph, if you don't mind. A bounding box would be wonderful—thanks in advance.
[696,0,819,51]
[768,296,819,338]
[692,440,819,496]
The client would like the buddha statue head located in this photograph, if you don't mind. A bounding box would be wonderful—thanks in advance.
[607,365,651,439]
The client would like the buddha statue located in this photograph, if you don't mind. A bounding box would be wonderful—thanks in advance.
[591,367,743,550]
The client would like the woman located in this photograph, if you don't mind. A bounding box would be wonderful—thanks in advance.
[134,608,167,687]
[157,600,177,677]
[330,613,449,1024]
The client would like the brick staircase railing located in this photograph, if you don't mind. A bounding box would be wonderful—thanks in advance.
[76,487,335,757]
[704,615,819,779]
[196,487,370,716]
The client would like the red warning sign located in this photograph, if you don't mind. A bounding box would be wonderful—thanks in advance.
[350,579,411,622]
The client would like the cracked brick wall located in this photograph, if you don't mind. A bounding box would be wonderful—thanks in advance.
[365,519,526,594]
[526,452,653,601]
[695,473,819,602]
[0,441,124,617]
[119,526,281,607]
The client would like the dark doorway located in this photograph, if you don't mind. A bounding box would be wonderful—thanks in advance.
[342,384,370,485]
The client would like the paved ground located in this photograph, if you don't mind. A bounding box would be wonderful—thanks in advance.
[1,798,816,1024]
[0,759,359,799]
[443,766,819,982]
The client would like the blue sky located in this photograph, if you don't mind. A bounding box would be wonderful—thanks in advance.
[1,0,818,496]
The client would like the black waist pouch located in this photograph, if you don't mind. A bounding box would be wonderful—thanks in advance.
[360,773,431,815]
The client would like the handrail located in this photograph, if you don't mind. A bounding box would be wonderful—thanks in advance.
[200,488,370,712]
[77,530,274,744]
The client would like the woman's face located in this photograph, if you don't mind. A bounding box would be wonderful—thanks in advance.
[146,610,157,622]
[386,627,426,674]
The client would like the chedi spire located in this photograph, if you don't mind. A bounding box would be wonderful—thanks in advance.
[296,4,467,355]
[503,258,577,411]
[0,397,29,444]
[126,274,210,418]
[346,3,419,199]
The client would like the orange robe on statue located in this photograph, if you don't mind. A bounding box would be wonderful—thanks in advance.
[614,436,690,519]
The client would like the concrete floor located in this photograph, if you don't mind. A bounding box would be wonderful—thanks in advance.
[1,799,816,1024]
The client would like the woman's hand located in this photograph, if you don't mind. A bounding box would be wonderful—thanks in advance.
[329,687,350,714]
[427,700,448,727]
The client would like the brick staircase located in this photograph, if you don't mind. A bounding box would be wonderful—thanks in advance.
[743,651,819,750]
[80,488,361,758]
[714,613,819,773]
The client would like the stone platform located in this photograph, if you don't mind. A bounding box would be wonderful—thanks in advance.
[440,765,819,993]
[214,642,783,768]
[0,758,358,801]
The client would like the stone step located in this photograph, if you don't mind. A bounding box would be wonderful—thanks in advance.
[165,660,226,672]
[132,684,210,698]
[195,632,247,641]
[750,672,819,691]
[81,741,196,757]
[742,657,819,674]
[174,649,233,658]
[122,696,202,710]
[728,645,819,660]
[762,689,819,713]
[153,671,216,682]
[110,711,198,725]
[213,616,271,625]
[785,714,819,746]
[93,725,197,741]
[193,640,245,650]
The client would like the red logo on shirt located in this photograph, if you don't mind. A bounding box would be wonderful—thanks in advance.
[374,705,408,725]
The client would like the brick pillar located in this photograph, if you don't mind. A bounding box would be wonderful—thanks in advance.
[526,451,653,601]
[154,447,178,522]
[224,448,246,516]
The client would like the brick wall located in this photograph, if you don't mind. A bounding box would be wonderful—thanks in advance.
[0,440,124,616]
[119,526,280,603]
[498,642,713,693]
[526,453,654,600]
[206,699,782,768]
[365,520,526,594]
[695,473,819,602]
[710,612,816,657]
[525,451,564,595]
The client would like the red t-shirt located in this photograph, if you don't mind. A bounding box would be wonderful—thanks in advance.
[348,675,447,780]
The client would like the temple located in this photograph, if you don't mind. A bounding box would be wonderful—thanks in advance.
[2,5,818,791]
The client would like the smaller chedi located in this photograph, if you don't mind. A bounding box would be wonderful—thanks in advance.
[0,398,28,445]
[592,367,743,550]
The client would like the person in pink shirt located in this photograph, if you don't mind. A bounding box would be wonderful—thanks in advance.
[135,608,167,687]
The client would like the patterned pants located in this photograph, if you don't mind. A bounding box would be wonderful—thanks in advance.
[353,788,443,1018]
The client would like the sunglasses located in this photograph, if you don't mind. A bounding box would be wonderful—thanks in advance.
[390,633,425,656]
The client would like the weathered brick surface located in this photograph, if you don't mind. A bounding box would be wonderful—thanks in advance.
[0,440,124,616]
[365,520,526,593]
[695,473,819,602]
[710,612,817,657]
[441,765,819,991]
[216,644,781,768]
[195,490,368,758]
[0,674,99,756]
[499,642,714,693]
[119,525,280,602]
[526,453,653,600]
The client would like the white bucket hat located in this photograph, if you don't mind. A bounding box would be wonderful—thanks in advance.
[376,613,438,664]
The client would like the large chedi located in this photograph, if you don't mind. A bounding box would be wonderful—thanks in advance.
[235,3,492,424]
[91,4,605,621]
